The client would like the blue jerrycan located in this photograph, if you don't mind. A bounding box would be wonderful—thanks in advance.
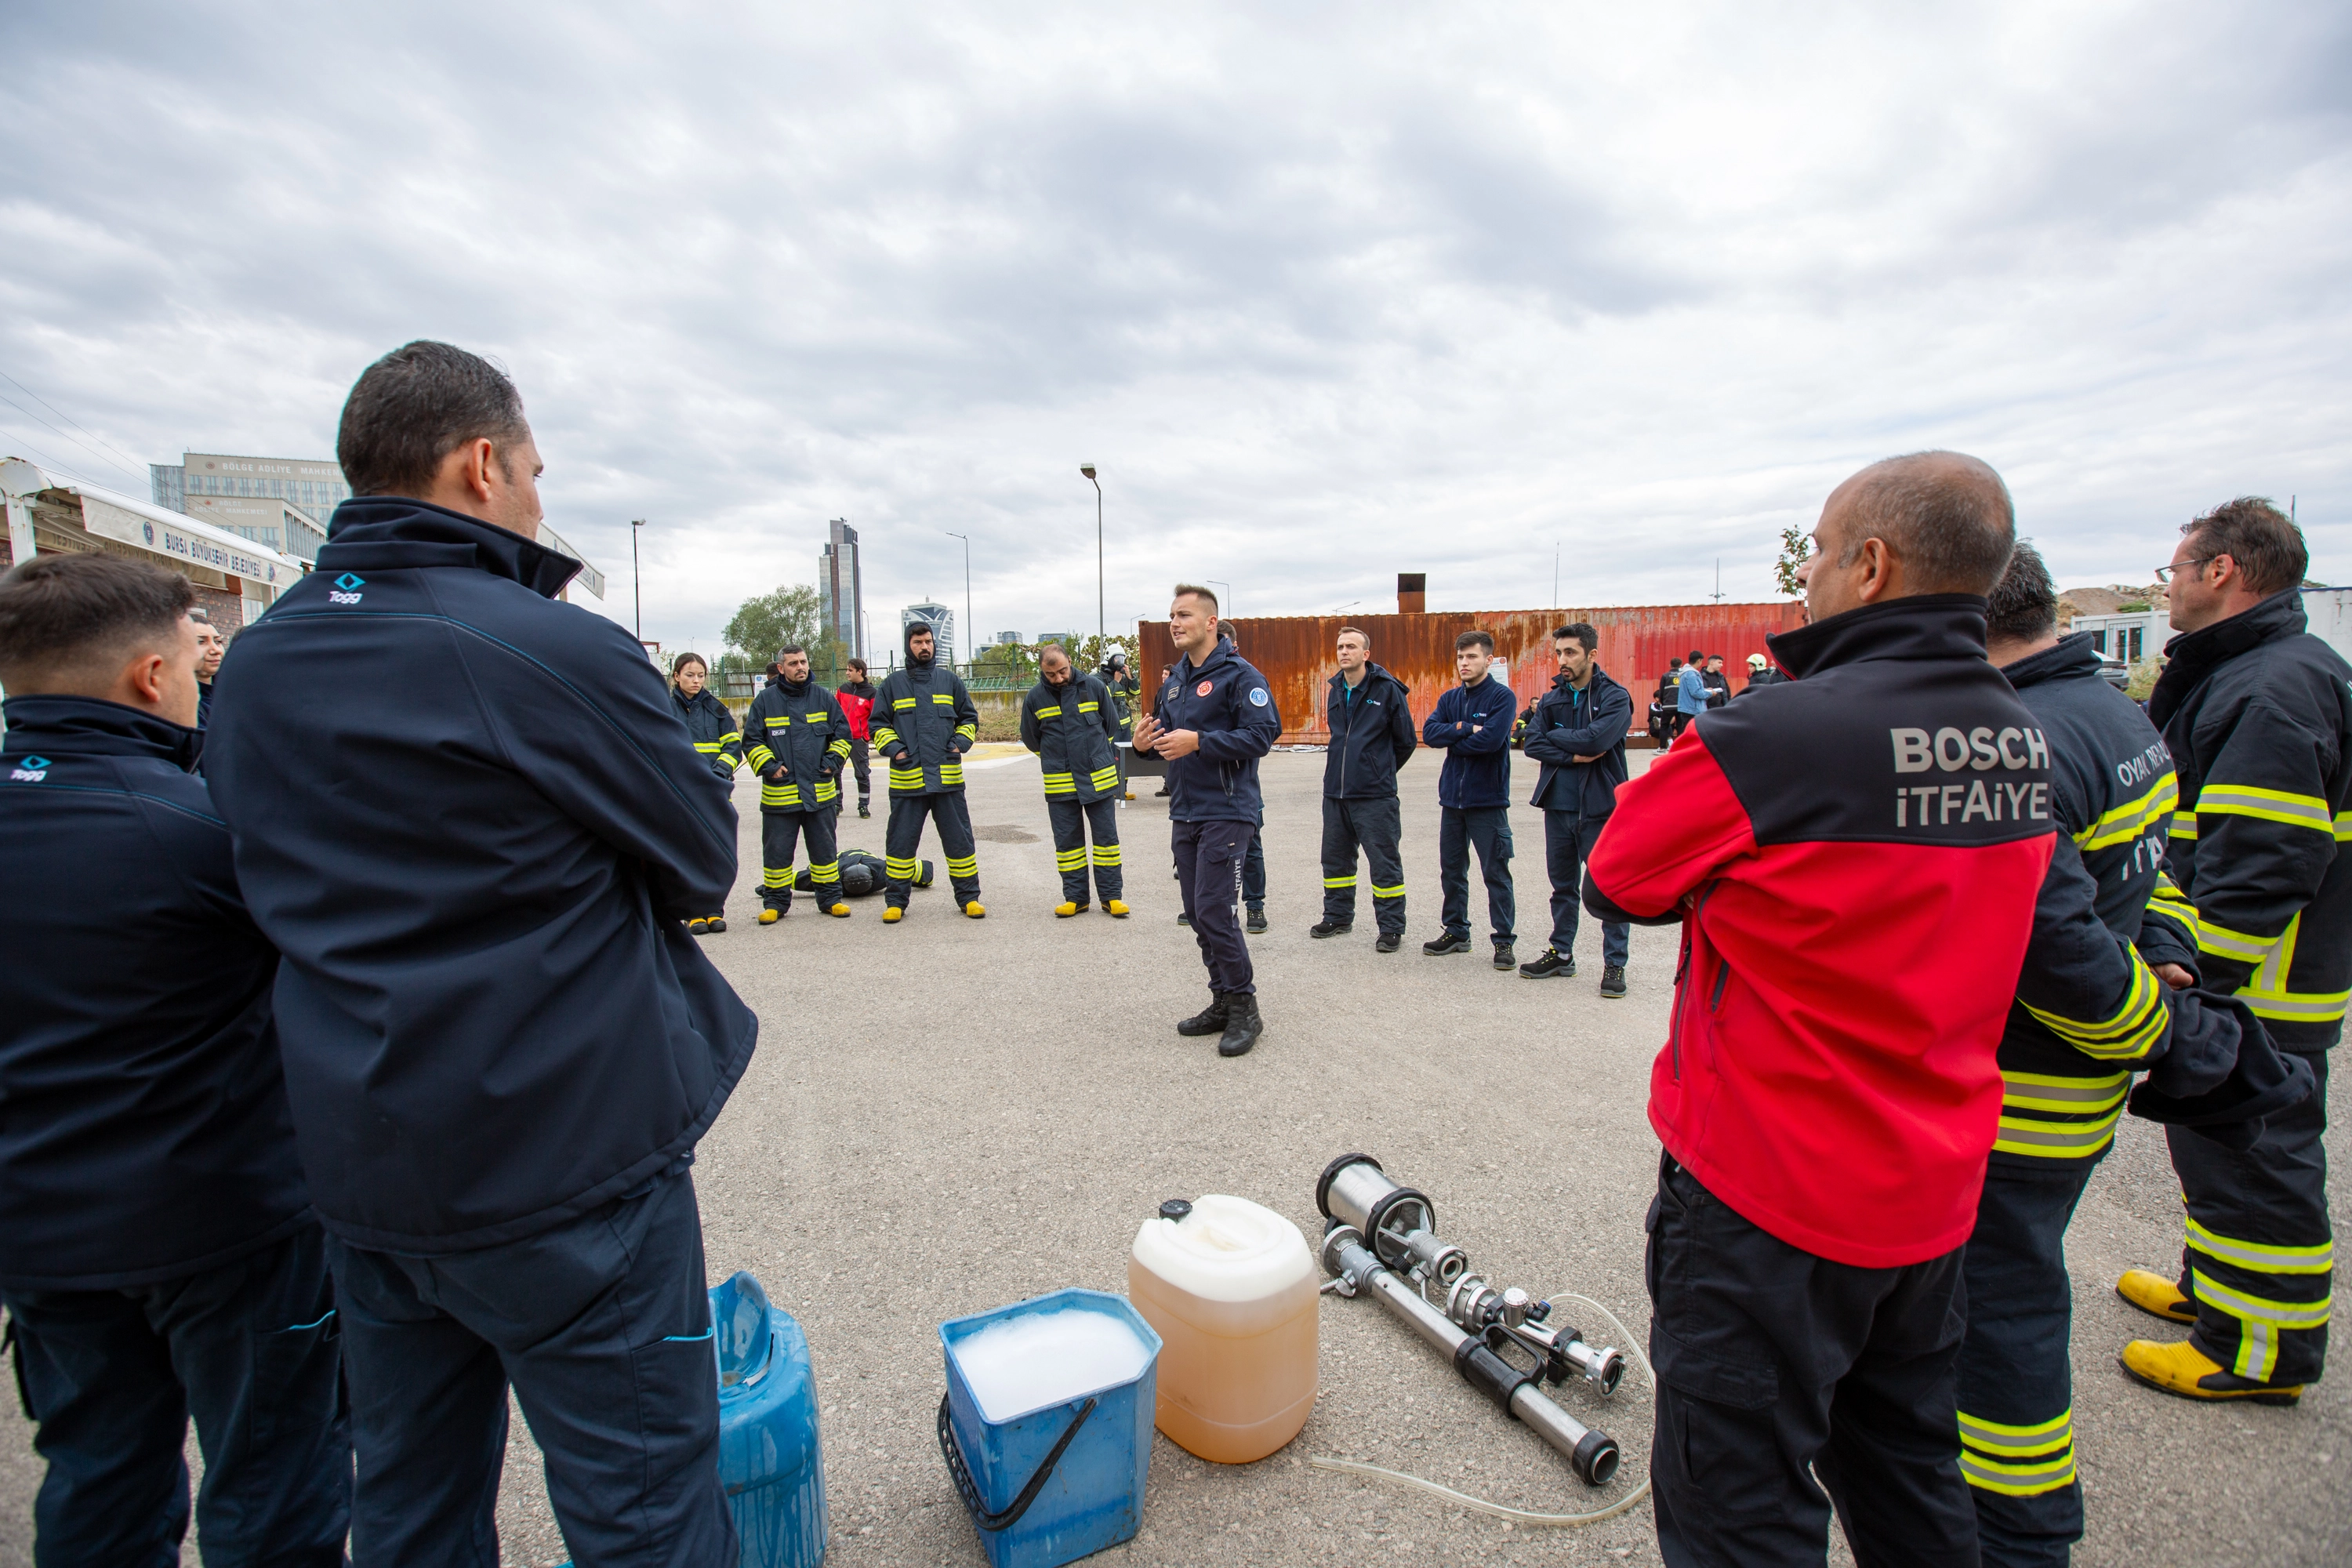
[713,1271,829,1567]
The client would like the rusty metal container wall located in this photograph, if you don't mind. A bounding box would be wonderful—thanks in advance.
[1133,603,1807,745]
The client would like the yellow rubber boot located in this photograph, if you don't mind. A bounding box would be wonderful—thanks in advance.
[1055,902,1081,918]
[1105,899,1130,918]
[2116,1269,2196,1325]
[2119,1338,2303,1406]
[825,902,851,917]
[686,917,709,935]
[881,906,903,924]
[964,901,987,919]
[757,908,781,926]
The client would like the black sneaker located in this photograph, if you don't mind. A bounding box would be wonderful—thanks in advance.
[1309,920,1354,938]
[1375,931,1402,953]
[1601,964,1628,998]
[857,800,871,818]
[1423,932,1471,955]
[1492,942,1515,971]
[1177,911,1192,927]
[1246,906,1269,934]
[1520,948,1575,979]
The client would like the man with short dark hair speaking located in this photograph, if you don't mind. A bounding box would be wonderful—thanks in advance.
[206,341,753,1563]
[1586,452,2053,1566]
[0,553,350,1563]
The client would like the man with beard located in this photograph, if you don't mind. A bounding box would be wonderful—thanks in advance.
[745,643,851,922]
[870,619,984,920]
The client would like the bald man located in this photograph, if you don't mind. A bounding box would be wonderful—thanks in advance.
[1586,453,2053,1567]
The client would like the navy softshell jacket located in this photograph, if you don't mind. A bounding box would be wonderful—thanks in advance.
[205,499,756,1254]
[0,697,310,1290]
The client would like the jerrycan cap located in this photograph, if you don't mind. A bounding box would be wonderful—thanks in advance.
[1159,1199,1194,1223]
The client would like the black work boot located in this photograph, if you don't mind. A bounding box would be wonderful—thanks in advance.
[1177,993,1229,1036]
[1375,931,1402,953]
[1310,919,1353,938]
[857,798,871,818]
[1246,905,1269,934]
[1423,931,1471,955]
[1600,964,1628,998]
[1217,993,1263,1058]
[1520,947,1575,979]
[1492,940,1515,971]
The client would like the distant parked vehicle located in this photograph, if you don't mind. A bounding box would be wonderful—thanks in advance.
[2098,655,2131,691]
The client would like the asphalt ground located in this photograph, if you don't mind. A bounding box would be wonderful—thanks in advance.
[5,746,2346,1564]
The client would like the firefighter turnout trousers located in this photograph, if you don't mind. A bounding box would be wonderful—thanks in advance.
[887,793,978,906]
[2170,1051,2332,1385]
[1958,1160,2100,1567]
[761,808,840,912]
[1321,796,1406,935]
[1646,1154,1978,1568]
[1048,796,1122,905]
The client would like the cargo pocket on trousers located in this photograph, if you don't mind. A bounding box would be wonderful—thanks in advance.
[630,1327,720,1463]
[1653,1323,1784,1523]
[252,1309,342,1440]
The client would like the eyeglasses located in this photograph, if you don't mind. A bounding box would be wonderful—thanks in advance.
[2153,555,2223,585]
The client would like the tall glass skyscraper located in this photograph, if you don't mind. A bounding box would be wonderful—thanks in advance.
[818,518,862,662]
[902,601,953,667]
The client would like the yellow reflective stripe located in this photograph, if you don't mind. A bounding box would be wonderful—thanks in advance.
[1078,701,1098,712]
[2189,1269,2332,1330]
[894,697,918,710]
[767,716,791,728]
[1324,875,1359,888]
[760,868,791,887]
[760,785,804,806]
[941,764,965,785]
[2186,1218,2335,1275]
[1371,884,1406,898]
[1042,771,1076,793]
[807,710,829,720]
[2169,814,2198,840]
[1089,766,1120,790]
[693,741,722,753]
[2336,810,2352,842]
[808,860,840,880]
[1055,848,1087,869]
[945,855,978,875]
[2243,989,2352,1023]
[1991,1110,2121,1159]
[1034,706,1063,717]
[2074,773,2178,849]
[746,746,775,770]
[1958,1448,2076,1497]
[2196,916,2281,964]
[2017,955,2165,1058]
[932,693,955,706]
[884,856,919,877]
[1090,845,1121,864]
[2195,783,2334,833]
[955,724,978,741]
[1998,1069,2128,1113]
[1958,1409,2071,1455]
[828,739,851,757]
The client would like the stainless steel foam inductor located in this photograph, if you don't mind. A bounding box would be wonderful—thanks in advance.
[1313,1154,1624,1486]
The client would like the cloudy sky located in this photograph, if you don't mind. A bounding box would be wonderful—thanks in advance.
[5,2,2347,655]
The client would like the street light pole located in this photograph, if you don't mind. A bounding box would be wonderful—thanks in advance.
[946,532,971,674]
[631,518,645,641]
[1207,579,1232,625]
[1080,465,1102,646]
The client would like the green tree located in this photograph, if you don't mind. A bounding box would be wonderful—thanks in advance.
[1772,523,1812,598]
[724,583,843,681]
[1073,631,1138,676]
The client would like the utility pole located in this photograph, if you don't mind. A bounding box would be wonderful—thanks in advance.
[946,532,971,675]
[631,518,645,638]
[1081,465,1104,646]
[1710,557,1724,604]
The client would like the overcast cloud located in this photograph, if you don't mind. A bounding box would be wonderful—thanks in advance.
[4,2,2347,653]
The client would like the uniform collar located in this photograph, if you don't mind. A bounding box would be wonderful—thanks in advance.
[1766,593,1990,681]
[1179,637,1234,679]
[0,693,203,771]
[1999,631,2103,692]
[317,497,582,600]
[2148,589,2305,728]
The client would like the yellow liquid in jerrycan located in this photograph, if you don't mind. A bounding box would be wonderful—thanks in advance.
[1127,1194,1317,1464]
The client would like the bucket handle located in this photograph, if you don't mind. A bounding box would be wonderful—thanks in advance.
[936,1392,1098,1533]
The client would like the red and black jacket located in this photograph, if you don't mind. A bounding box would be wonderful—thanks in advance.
[1584,595,2054,1268]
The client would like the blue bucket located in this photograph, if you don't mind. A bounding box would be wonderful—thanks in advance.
[937,1289,1161,1568]
[712,1272,828,1568]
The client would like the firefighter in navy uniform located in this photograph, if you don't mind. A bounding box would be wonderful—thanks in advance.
[872,619,985,920]
[1312,624,1417,950]
[1132,583,1282,1057]
[1961,543,2220,1565]
[745,643,851,923]
[2118,498,2352,1403]
[1102,648,1140,800]
[1021,641,1128,916]
[671,651,741,934]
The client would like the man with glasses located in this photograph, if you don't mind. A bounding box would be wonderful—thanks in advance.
[2115,498,2347,1406]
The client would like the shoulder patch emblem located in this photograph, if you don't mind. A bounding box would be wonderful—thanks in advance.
[1249,688,1269,706]
[1196,680,1213,697]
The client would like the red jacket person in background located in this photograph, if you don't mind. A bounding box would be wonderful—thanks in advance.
[1584,452,2053,1568]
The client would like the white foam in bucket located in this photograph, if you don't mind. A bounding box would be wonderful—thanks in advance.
[953,1307,1156,1423]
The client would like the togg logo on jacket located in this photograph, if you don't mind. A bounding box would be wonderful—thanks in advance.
[1585,595,2056,1269]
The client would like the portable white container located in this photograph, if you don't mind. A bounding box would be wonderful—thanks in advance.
[1127,1194,1317,1463]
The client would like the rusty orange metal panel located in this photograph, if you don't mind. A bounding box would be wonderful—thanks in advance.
[1134,603,1807,745]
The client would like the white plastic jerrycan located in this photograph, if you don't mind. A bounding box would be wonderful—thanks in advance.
[1127,1194,1317,1463]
